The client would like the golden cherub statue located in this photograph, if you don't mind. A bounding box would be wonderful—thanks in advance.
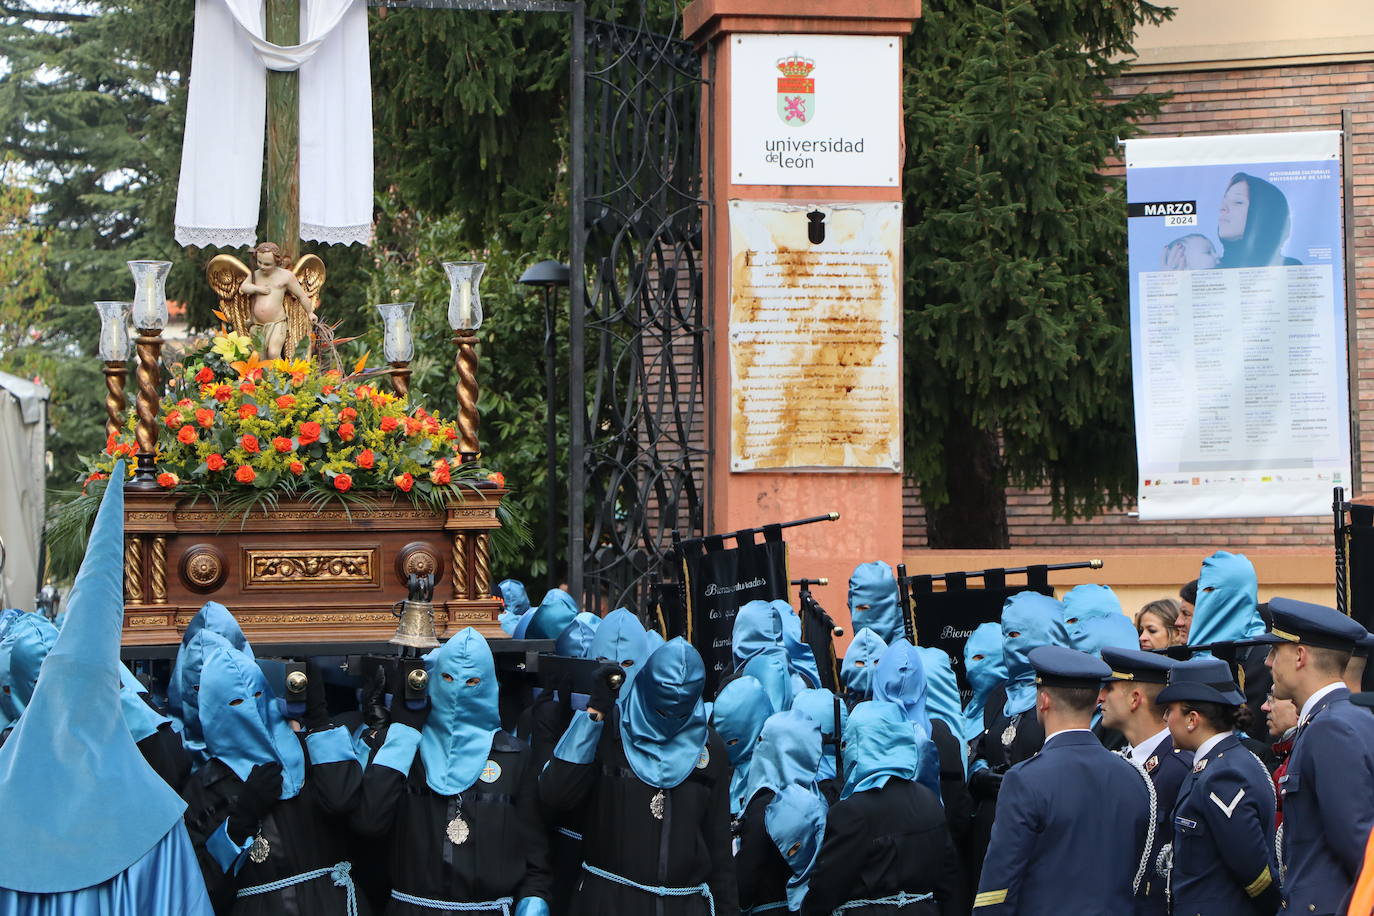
[206,242,326,360]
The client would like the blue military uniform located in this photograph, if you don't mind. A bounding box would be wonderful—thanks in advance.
[1255,597,1374,915]
[1102,647,1193,916]
[1156,657,1278,916]
[973,647,1152,915]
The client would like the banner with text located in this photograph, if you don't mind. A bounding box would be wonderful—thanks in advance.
[681,537,789,694]
[1124,131,1350,519]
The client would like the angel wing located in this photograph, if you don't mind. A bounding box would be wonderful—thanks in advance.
[205,255,253,338]
[286,254,326,359]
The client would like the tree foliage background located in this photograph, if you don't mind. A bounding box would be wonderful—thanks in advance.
[0,0,1168,593]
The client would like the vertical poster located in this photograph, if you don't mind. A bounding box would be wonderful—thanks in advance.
[680,536,789,693]
[1124,131,1351,519]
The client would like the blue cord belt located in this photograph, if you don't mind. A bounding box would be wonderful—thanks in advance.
[237,861,357,916]
[834,891,934,913]
[390,889,514,914]
[581,862,715,916]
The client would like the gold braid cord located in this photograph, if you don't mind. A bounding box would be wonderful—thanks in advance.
[452,534,471,600]
[150,537,168,604]
[124,537,144,604]
[475,533,491,598]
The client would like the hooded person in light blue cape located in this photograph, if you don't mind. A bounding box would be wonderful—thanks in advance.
[0,612,58,739]
[916,646,969,776]
[0,609,21,641]
[588,607,651,689]
[0,464,212,912]
[840,627,886,702]
[840,700,929,800]
[866,641,942,797]
[555,611,600,659]
[765,784,828,911]
[199,644,309,801]
[1075,613,1139,657]
[120,664,172,744]
[961,622,1006,743]
[497,579,532,635]
[168,601,251,726]
[792,687,848,782]
[526,588,580,640]
[999,591,1069,718]
[774,600,823,689]
[848,561,903,645]
[743,709,823,809]
[170,628,241,755]
[0,609,22,734]
[1187,550,1264,646]
[710,675,775,815]
[733,599,785,669]
[1060,584,1123,653]
[743,648,795,713]
[419,628,504,795]
[617,637,710,788]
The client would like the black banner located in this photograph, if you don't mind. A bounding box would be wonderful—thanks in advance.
[681,531,789,694]
[798,591,840,692]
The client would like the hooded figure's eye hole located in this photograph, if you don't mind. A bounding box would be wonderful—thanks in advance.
[786,842,802,858]
[441,673,455,683]
[853,660,865,668]
[1006,631,1021,639]
[253,691,262,698]
[466,677,481,687]
[621,660,635,668]
[2,686,9,695]
[726,737,739,746]
[1066,617,1079,625]
[972,654,985,661]
[854,604,871,611]
[229,698,245,706]
[193,685,200,692]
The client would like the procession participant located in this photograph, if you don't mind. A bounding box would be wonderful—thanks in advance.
[711,675,775,817]
[1074,613,1139,751]
[1059,583,1123,654]
[169,601,253,734]
[588,606,652,686]
[744,647,796,713]
[1261,688,1297,824]
[122,662,194,791]
[0,463,213,914]
[736,710,825,914]
[773,600,824,690]
[0,608,20,737]
[839,627,886,706]
[1187,550,1270,726]
[915,647,968,775]
[961,622,1006,744]
[525,588,581,640]
[1099,646,1190,916]
[182,644,366,915]
[356,627,551,915]
[870,639,943,797]
[0,611,57,745]
[848,561,904,645]
[734,599,786,669]
[790,687,847,798]
[762,785,828,914]
[519,611,601,765]
[973,646,1151,915]
[498,578,533,635]
[1258,597,1374,915]
[1159,656,1279,916]
[540,637,738,916]
[803,700,965,916]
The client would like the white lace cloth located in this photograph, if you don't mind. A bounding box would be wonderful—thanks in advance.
[174,0,373,248]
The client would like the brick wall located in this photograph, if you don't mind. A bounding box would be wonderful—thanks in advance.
[902,60,1374,552]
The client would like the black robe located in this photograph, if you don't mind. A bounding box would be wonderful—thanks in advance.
[181,738,365,916]
[538,711,740,916]
[734,790,794,913]
[354,727,552,915]
[521,691,586,916]
[802,777,965,916]
[138,721,195,792]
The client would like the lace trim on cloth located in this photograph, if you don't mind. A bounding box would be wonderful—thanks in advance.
[301,222,373,246]
[175,226,257,249]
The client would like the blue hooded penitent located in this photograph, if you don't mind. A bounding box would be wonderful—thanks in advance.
[791,687,847,781]
[589,607,651,689]
[618,637,709,789]
[168,601,251,723]
[732,599,784,669]
[743,649,795,713]
[743,709,823,809]
[120,664,171,744]
[1000,591,1069,717]
[841,700,922,800]
[916,646,968,776]
[0,463,193,895]
[766,784,827,911]
[497,579,532,634]
[1076,614,1139,657]
[840,627,887,701]
[1188,551,1264,646]
[526,588,580,640]
[644,629,666,657]
[555,611,600,658]
[962,622,1006,742]
[774,600,822,688]
[871,639,932,738]
[710,675,774,815]
[848,561,903,645]
[171,628,239,749]
[0,609,20,733]
[511,609,537,639]
[421,628,503,795]
[1061,584,1123,653]
[0,613,57,728]
[199,645,307,798]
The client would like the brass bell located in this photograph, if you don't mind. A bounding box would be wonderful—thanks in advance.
[390,599,440,649]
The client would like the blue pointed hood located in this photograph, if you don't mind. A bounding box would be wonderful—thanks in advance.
[511,608,537,639]
[1000,592,1068,717]
[497,578,531,617]
[420,628,502,795]
[617,637,708,789]
[732,599,784,669]
[169,600,251,732]
[744,709,823,808]
[848,561,903,644]
[1061,585,1122,652]
[840,627,887,700]
[962,622,1006,740]
[841,700,920,799]
[527,588,580,639]
[1076,614,1139,657]
[711,674,774,815]
[774,600,822,688]
[555,611,601,658]
[0,464,187,893]
[916,646,968,774]
[589,608,651,688]
[120,664,171,744]
[743,648,795,712]
[791,687,847,781]
[766,784,827,911]
[872,638,931,737]
[199,644,306,798]
[0,613,58,725]
[1189,551,1264,645]
[644,629,666,656]
[172,628,239,747]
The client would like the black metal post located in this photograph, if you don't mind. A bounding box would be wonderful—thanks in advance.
[544,285,559,588]
[567,1,586,604]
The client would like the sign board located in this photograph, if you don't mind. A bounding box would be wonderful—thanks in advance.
[728,200,902,472]
[730,33,901,187]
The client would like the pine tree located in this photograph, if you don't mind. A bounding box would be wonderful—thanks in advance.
[902,0,1170,547]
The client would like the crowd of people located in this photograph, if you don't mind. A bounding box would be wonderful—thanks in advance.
[2,474,1374,915]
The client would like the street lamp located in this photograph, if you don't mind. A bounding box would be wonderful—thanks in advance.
[518,260,571,588]
[94,300,133,440]
[376,302,416,399]
[126,260,172,489]
[442,261,486,464]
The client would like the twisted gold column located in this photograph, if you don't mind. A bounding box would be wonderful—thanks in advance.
[453,329,479,463]
[130,328,164,489]
[124,536,144,604]
[103,361,127,440]
[452,534,471,600]
[150,536,168,604]
[390,361,411,400]
[474,533,491,598]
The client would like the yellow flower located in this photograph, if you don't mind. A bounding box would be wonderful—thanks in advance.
[212,331,252,361]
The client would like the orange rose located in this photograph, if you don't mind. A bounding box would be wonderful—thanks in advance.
[322,385,336,395]
[487,471,506,487]
[298,421,321,444]
[238,403,258,419]
[338,422,356,442]
[239,381,256,394]
[275,395,296,410]
[176,398,193,409]
[357,448,376,469]
[333,473,353,492]
[234,465,256,484]
[273,436,294,453]
[206,453,226,472]
[289,460,304,475]
[156,471,179,488]
[353,386,371,399]
[394,472,414,492]
[212,385,233,403]
[340,407,357,421]
[380,416,399,432]
[405,417,423,437]
[444,428,457,441]
[163,410,184,429]
[195,408,215,428]
[176,425,197,445]
[195,366,214,384]
[241,434,260,454]
[430,459,451,486]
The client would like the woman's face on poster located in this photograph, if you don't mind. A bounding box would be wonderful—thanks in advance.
[1218,179,1250,241]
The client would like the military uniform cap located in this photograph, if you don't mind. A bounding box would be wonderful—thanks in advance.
[1251,596,1366,652]
[1028,645,1110,688]
[1156,657,1244,706]
[1101,646,1177,684]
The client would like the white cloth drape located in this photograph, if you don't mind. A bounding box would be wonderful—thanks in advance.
[174,0,373,248]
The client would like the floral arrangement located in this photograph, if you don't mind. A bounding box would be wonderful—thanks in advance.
[83,330,505,506]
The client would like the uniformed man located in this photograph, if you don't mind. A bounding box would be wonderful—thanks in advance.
[1159,656,1278,916]
[973,646,1151,915]
[1258,597,1374,915]
[1099,646,1191,916]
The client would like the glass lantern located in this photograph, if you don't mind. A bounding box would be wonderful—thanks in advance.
[376,302,416,363]
[95,301,134,361]
[127,260,173,330]
[443,261,486,331]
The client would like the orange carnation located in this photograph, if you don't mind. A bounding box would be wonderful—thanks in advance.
[195,408,215,428]
[238,403,258,419]
[430,459,451,486]
[338,422,356,442]
[234,465,256,484]
[333,473,353,492]
[298,421,321,444]
[212,385,233,403]
[194,366,214,384]
[273,436,294,453]
[176,425,197,445]
[357,448,376,469]
[163,410,184,429]
[156,472,179,488]
[380,416,399,432]
[275,395,296,409]
[289,460,305,475]
[206,453,226,472]
[241,434,260,454]
[394,472,414,492]
[340,407,357,421]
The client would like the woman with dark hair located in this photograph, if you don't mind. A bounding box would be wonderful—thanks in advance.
[1217,172,1301,268]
